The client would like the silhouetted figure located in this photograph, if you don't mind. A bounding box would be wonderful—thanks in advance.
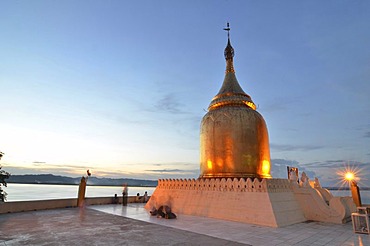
[135,193,141,203]
[122,184,128,206]
[113,194,118,204]
[157,206,166,218]
[150,207,158,216]
[143,191,148,203]
[166,211,177,219]
[155,205,177,219]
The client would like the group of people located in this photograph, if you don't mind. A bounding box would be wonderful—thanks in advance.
[135,192,148,203]
[150,205,177,219]
[112,185,149,205]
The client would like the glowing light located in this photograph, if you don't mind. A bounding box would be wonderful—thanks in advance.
[262,160,270,174]
[245,101,256,110]
[207,160,213,169]
[336,164,365,188]
[345,172,355,181]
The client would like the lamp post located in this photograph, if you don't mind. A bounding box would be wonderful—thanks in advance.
[77,170,91,207]
[345,171,362,207]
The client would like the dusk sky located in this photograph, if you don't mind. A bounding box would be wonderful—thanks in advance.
[1,1,369,186]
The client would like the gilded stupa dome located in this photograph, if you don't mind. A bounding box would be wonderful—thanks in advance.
[199,23,271,179]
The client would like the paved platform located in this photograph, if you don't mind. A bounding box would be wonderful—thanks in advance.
[0,203,369,245]
[0,206,243,246]
[91,204,370,246]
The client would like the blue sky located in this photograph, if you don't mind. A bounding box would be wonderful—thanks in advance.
[1,1,369,186]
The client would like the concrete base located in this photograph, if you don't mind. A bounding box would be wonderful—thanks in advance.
[145,178,306,227]
[146,178,357,227]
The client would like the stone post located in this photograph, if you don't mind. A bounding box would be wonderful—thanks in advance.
[350,180,362,207]
[77,177,87,207]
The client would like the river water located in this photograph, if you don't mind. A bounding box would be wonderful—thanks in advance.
[2,183,370,204]
[3,183,155,202]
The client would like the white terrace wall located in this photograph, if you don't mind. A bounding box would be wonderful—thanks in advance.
[145,178,306,227]
[0,196,141,214]
[291,184,356,224]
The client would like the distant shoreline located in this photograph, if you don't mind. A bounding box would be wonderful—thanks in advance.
[325,186,370,190]
[7,174,158,187]
[7,182,157,187]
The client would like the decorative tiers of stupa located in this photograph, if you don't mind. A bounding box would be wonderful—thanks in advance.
[207,32,256,111]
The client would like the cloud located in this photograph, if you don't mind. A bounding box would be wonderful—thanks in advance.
[142,168,199,180]
[91,169,143,178]
[270,158,317,181]
[364,132,370,138]
[303,160,344,168]
[31,162,90,170]
[303,160,370,169]
[145,167,199,174]
[2,162,92,178]
[2,160,201,180]
[271,159,299,166]
[260,97,302,113]
[145,169,184,173]
[293,159,370,187]
[270,143,324,152]
[154,93,184,114]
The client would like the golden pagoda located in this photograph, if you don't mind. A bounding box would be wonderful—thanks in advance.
[146,24,355,228]
[199,23,271,179]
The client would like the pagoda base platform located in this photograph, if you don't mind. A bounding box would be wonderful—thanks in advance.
[145,178,306,227]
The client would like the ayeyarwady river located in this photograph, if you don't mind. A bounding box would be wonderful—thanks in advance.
[3,183,155,202]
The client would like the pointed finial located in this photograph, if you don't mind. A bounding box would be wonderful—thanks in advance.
[223,22,230,39]
[223,22,234,65]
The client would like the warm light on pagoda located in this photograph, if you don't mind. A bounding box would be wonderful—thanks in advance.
[262,160,270,175]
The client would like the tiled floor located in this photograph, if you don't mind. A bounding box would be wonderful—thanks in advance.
[90,204,370,246]
[0,207,244,245]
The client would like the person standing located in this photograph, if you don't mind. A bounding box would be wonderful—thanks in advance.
[122,184,128,206]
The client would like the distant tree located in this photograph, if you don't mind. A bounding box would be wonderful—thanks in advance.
[0,151,11,202]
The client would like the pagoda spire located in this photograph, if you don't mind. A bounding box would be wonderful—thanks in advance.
[223,22,235,73]
[207,22,256,111]
[200,23,271,180]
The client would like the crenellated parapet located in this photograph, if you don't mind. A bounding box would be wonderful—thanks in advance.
[265,178,292,192]
[146,177,305,227]
[156,178,292,193]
